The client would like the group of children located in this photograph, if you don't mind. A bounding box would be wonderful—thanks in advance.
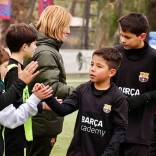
[0,49,52,156]
[0,4,156,156]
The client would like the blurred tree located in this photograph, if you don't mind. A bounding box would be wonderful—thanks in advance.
[70,0,77,16]
[1,0,156,48]
[94,0,123,48]
[147,0,156,31]
[0,0,37,46]
[94,0,156,48]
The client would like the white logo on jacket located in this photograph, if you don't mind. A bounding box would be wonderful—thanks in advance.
[119,87,140,96]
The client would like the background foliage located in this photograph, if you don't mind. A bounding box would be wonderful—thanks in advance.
[1,0,156,48]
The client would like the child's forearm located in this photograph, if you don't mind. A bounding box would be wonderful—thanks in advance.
[44,97,67,116]
[44,96,76,116]
[0,94,41,129]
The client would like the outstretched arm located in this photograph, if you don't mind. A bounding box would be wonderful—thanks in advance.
[0,94,41,128]
[44,89,79,116]
[0,84,52,129]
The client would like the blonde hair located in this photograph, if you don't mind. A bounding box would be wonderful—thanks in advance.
[36,5,71,41]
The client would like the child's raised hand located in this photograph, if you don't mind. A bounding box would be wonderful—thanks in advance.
[32,83,53,100]
[18,61,39,84]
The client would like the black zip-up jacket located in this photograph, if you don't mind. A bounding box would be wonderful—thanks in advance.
[4,58,26,153]
[0,79,26,111]
[45,82,128,156]
[114,43,156,145]
[0,78,25,156]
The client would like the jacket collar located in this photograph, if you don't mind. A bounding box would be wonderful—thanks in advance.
[30,23,63,51]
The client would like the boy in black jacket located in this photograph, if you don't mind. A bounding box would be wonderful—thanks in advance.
[4,23,38,156]
[44,47,128,156]
[0,47,39,156]
[113,12,156,156]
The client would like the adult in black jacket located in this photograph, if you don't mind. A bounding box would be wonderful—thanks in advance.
[113,12,156,156]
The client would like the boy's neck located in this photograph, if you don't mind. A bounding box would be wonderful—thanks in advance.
[137,41,145,49]
[94,79,111,90]
[11,52,24,64]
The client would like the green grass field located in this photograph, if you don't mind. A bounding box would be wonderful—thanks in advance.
[50,112,77,156]
[50,73,89,156]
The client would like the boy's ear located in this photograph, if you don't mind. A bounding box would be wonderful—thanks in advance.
[21,43,27,51]
[109,68,117,78]
[138,33,147,41]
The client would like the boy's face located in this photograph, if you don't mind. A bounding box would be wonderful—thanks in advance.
[119,27,146,49]
[89,55,116,84]
[24,41,37,58]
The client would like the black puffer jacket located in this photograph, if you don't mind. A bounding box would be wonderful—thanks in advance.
[29,24,74,136]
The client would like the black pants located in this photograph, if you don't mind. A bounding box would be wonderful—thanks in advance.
[119,143,149,156]
[26,136,54,156]
[150,116,156,156]
[4,126,25,156]
[0,128,4,156]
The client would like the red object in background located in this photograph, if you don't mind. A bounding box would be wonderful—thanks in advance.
[38,0,54,15]
[0,0,11,20]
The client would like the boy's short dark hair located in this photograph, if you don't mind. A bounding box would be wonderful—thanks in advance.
[6,23,37,52]
[93,47,122,70]
[118,12,149,35]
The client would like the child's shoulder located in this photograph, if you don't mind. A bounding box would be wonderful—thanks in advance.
[8,58,19,66]
[5,59,19,81]
[148,45,156,57]
[111,83,126,98]
[76,81,91,91]
[7,59,19,74]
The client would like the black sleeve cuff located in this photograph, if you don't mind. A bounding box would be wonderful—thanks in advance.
[37,102,43,113]
[44,97,58,110]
